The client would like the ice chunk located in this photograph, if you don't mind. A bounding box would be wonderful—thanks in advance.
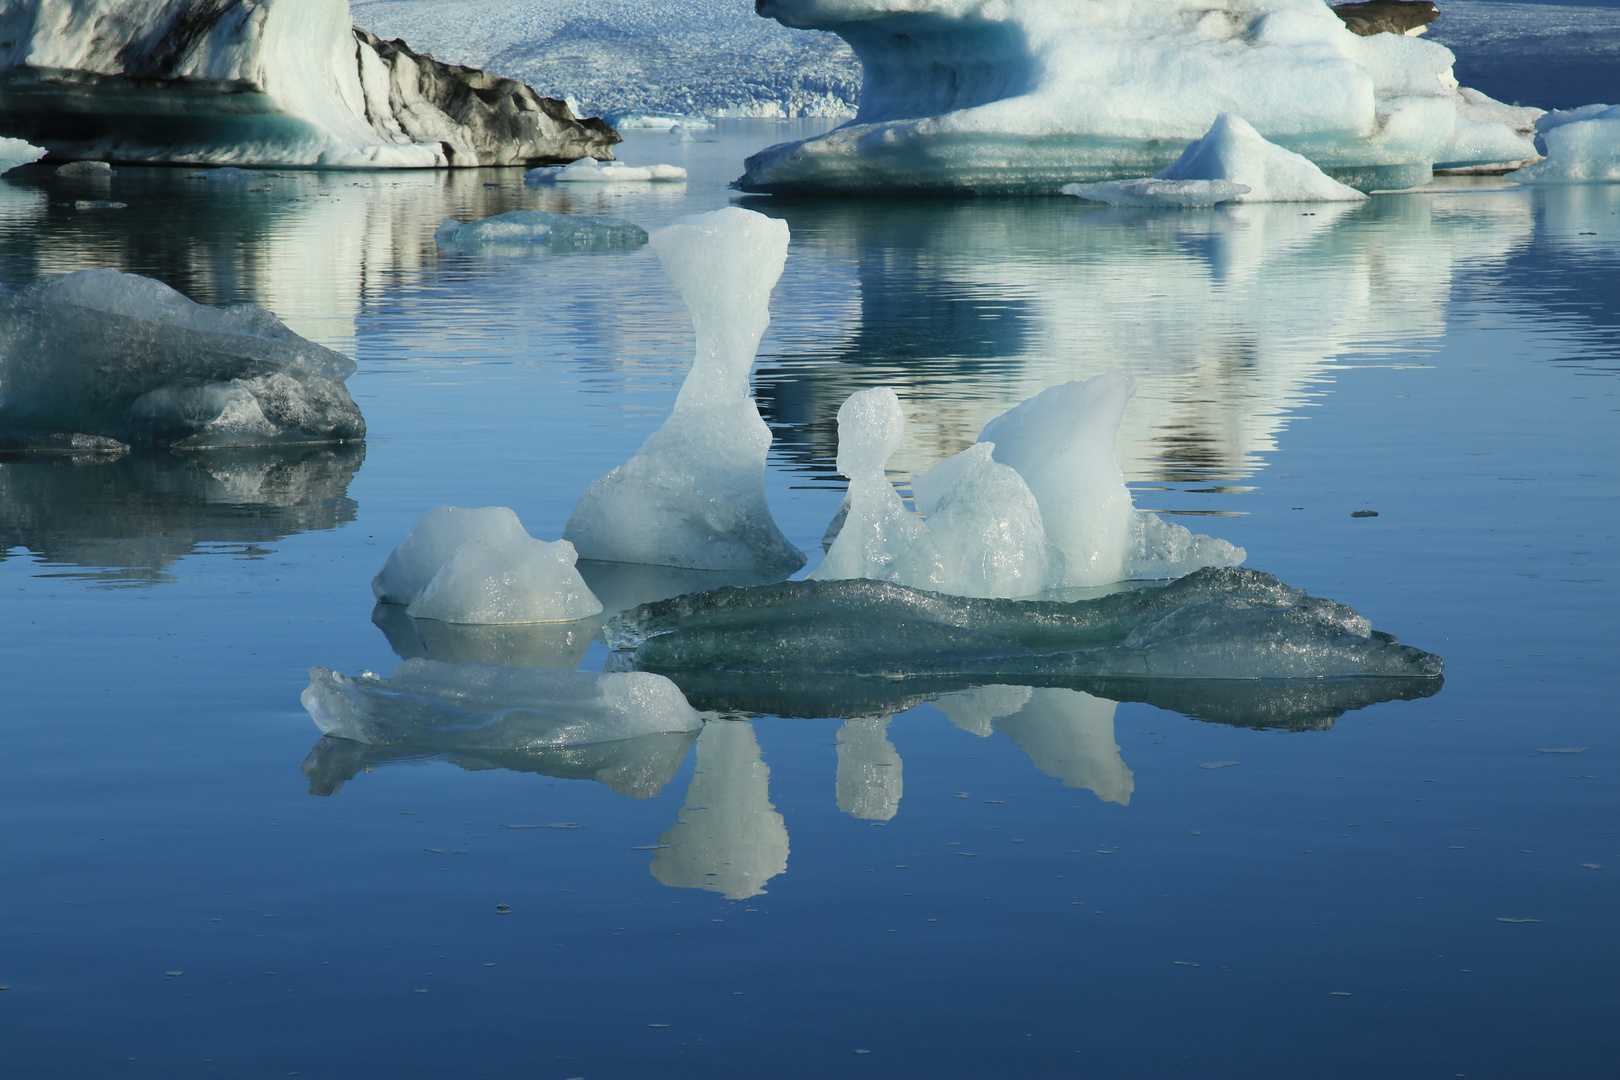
[301,660,703,750]
[1060,179,1250,208]
[835,717,903,821]
[650,720,788,898]
[0,268,364,447]
[434,210,648,254]
[563,207,806,572]
[372,505,602,625]
[0,137,45,175]
[601,109,715,131]
[53,160,111,176]
[913,442,1063,599]
[526,159,687,184]
[605,567,1444,681]
[1512,105,1620,184]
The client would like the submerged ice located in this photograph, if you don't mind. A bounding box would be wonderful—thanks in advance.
[0,268,363,447]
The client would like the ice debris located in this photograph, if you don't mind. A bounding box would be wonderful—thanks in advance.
[190,167,262,183]
[434,210,648,254]
[563,207,806,573]
[1512,105,1620,184]
[605,566,1444,682]
[1063,115,1368,206]
[526,159,687,184]
[301,660,702,749]
[0,269,363,447]
[373,506,602,625]
[53,160,110,176]
[0,137,45,175]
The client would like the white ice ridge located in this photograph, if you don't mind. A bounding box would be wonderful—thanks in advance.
[0,268,363,447]
[563,207,807,573]
[525,159,688,184]
[601,110,715,132]
[1062,114,1368,207]
[0,136,46,174]
[302,660,702,748]
[434,210,648,254]
[815,374,1243,594]
[1511,105,1620,184]
[372,506,603,625]
[741,0,1538,194]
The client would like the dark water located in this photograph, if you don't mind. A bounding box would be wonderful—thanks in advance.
[0,124,1616,1078]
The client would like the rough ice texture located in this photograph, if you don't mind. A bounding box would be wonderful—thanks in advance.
[526,159,687,184]
[1512,105,1620,184]
[0,135,45,173]
[301,659,702,749]
[372,505,602,625]
[563,207,806,573]
[605,566,1444,682]
[434,210,648,255]
[0,268,364,447]
[1067,114,1369,205]
[740,0,1537,193]
[1059,178,1251,208]
[0,0,620,167]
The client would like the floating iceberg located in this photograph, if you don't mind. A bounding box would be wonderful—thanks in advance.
[1063,115,1368,206]
[0,0,620,168]
[741,0,1537,193]
[606,566,1444,682]
[302,659,703,749]
[434,210,648,255]
[527,159,687,184]
[0,135,45,174]
[563,207,806,573]
[600,109,715,132]
[1511,105,1620,184]
[372,506,602,625]
[0,268,364,447]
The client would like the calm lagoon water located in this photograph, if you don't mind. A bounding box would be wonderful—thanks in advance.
[1,122,1616,1078]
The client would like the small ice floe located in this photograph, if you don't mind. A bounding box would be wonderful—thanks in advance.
[73,200,126,210]
[1511,105,1620,184]
[525,158,687,184]
[1537,747,1590,754]
[1062,114,1368,206]
[373,506,603,626]
[1198,761,1242,770]
[53,159,110,177]
[0,137,46,175]
[434,209,647,254]
[189,167,261,183]
[601,109,714,132]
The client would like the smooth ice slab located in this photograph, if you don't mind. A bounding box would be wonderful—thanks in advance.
[435,210,648,254]
[605,567,1444,681]
[563,207,806,573]
[0,268,363,447]
[1511,105,1620,184]
[301,660,703,749]
[526,159,687,183]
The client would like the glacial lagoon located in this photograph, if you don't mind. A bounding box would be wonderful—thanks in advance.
[1,121,1615,1077]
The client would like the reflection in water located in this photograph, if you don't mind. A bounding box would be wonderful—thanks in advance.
[835,716,903,821]
[651,719,789,899]
[300,729,699,799]
[0,444,363,585]
[372,602,601,669]
[936,686,1132,805]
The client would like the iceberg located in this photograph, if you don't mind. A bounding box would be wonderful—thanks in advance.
[301,659,703,748]
[605,567,1444,682]
[600,109,715,132]
[562,207,806,573]
[434,210,648,255]
[0,135,44,173]
[1511,105,1620,184]
[1063,114,1369,206]
[0,268,364,447]
[525,159,687,184]
[372,505,602,625]
[741,0,1537,193]
[0,0,620,168]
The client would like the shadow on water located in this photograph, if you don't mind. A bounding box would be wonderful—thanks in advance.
[0,442,363,585]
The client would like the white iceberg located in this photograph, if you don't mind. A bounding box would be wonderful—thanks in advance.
[526,159,687,184]
[600,109,715,131]
[372,505,602,625]
[563,207,806,573]
[0,268,364,447]
[302,659,702,748]
[0,136,45,174]
[1512,105,1620,184]
[1064,114,1368,205]
[434,210,648,254]
[741,0,1537,193]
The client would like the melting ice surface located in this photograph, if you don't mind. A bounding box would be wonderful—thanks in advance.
[0,268,364,447]
[563,206,805,572]
[1513,104,1620,184]
[434,210,648,254]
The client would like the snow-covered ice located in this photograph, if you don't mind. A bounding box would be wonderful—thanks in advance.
[526,159,687,184]
[301,659,702,748]
[0,268,364,447]
[434,210,648,254]
[563,207,806,573]
[372,506,602,625]
[1512,105,1620,183]
[0,136,45,174]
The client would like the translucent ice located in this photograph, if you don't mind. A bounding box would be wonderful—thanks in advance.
[0,136,45,174]
[372,506,602,625]
[434,210,648,254]
[563,207,806,573]
[0,268,364,447]
[1512,105,1620,184]
[526,159,687,184]
[301,659,702,749]
[1059,178,1251,209]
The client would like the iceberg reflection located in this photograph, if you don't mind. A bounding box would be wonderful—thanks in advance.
[835,716,903,821]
